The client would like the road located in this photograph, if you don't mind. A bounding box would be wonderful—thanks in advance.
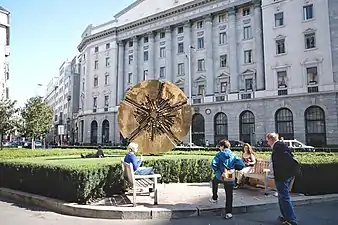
[1,197,337,225]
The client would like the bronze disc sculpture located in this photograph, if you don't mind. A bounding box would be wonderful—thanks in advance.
[118,80,192,154]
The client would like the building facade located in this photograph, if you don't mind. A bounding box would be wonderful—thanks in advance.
[45,57,80,144]
[0,6,10,99]
[76,0,338,147]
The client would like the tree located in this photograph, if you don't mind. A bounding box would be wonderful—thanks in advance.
[0,98,18,150]
[21,97,53,149]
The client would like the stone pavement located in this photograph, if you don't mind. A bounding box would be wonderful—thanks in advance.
[1,196,338,225]
[1,183,338,220]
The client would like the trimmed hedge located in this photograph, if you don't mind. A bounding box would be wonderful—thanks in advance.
[0,150,338,203]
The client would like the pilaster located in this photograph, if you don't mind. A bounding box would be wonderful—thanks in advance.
[111,41,118,106]
[165,26,173,82]
[117,41,125,104]
[148,32,155,79]
[133,37,139,83]
[253,0,265,90]
[205,14,214,95]
[228,7,239,93]
[184,20,191,95]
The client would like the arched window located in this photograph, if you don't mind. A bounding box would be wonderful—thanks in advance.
[275,108,294,140]
[102,120,110,144]
[305,106,326,147]
[192,113,205,146]
[239,110,255,144]
[90,120,98,145]
[214,112,228,144]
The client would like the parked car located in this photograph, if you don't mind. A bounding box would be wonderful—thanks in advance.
[176,143,204,149]
[283,139,315,152]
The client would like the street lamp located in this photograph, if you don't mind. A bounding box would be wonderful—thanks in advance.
[186,45,195,145]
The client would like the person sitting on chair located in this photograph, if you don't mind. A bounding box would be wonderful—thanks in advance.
[81,145,105,158]
[124,142,154,175]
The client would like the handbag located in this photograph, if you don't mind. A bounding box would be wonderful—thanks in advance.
[221,168,236,182]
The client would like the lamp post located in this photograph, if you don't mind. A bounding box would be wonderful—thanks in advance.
[187,45,195,145]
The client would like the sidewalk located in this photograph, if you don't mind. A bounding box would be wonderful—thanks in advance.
[1,183,338,220]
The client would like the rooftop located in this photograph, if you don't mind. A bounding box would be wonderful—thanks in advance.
[0,6,9,14]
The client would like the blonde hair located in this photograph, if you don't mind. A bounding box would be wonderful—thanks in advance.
[127,142,138,152]
[266,132,279,141]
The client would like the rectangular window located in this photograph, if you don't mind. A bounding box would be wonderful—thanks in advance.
[178,63,184,75]
[198,85,205,95]
[178,42,184,53]
[277,71,287,88]
[160,47,166,57]
[144,36,149,43]
[219,32,227,45]
[177,26,184,34]
[197,59,205,71]
[243,7,251,16]
[307,67,318,84]
[129,41,133,47]
[220,55,227,67]
[160,67,166,78]
[106,43,110,49]
[197,21,204,29]
[128,55,133,64]
[94,47,99,53]
[93,97,97,108]
[303,4,314,20]
[143,70,148,80]
[276,39,286,54]
[220,82,228,93]
[197,37,205,49]
[94,60,98,69]
[160,32,165,39]
[105,57,110,67]
[94,77,98,87]
[243,26,252,40]
[128,73,133,84]
[104,96,109,109]
[219,14,226,23]
[105,73,109,85]
[245,78,253,90]
[275,12,284,27]
[144,51,149,61]
[244,50,253,63]
[305,33,316,49]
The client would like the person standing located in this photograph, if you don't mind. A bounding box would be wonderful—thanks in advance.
[209,140,245,219]
[266,133,300,225]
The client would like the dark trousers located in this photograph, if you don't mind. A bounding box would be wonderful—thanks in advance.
[275,177,297,223]
[211,176,234,213]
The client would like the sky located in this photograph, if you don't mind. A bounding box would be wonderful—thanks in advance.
[2,0,134,107]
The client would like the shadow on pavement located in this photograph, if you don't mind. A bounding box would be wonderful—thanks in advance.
[0,196,46,212]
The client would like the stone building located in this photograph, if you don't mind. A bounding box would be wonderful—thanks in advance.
[76,0,338,147]
[0,6,10,99]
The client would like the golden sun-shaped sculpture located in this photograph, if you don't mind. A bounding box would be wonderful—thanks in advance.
[118,80,192,154]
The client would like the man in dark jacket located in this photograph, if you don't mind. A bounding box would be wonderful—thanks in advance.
[266,133,298,225]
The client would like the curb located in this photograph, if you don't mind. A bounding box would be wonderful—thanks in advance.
[1,188,338,220]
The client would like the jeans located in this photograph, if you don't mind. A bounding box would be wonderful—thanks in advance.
[135,167,154,175]
[275,177,297,223]
[211,176,234,213]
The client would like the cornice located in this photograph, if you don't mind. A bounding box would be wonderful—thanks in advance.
[77,0,253,52]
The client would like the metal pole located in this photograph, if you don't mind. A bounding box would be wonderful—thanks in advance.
[188,45,193,145]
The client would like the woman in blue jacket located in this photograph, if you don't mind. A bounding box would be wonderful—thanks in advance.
[210,140,245,219]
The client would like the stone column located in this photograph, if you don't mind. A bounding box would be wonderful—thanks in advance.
[148,32,155,79]
[253,0,265,90]
[165,26,173,82]
[117,41,125,105]
[111,41,118,106]
[205,14,214,95]
[184,20,191,95]
[133,36,139,83]
[228,7,239,93]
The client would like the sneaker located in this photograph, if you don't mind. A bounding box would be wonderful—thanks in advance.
[281,221,298,225]
[209,198,218,204]
[234,184,239,189]
[278,216,286,223]
[225,213,233,219]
